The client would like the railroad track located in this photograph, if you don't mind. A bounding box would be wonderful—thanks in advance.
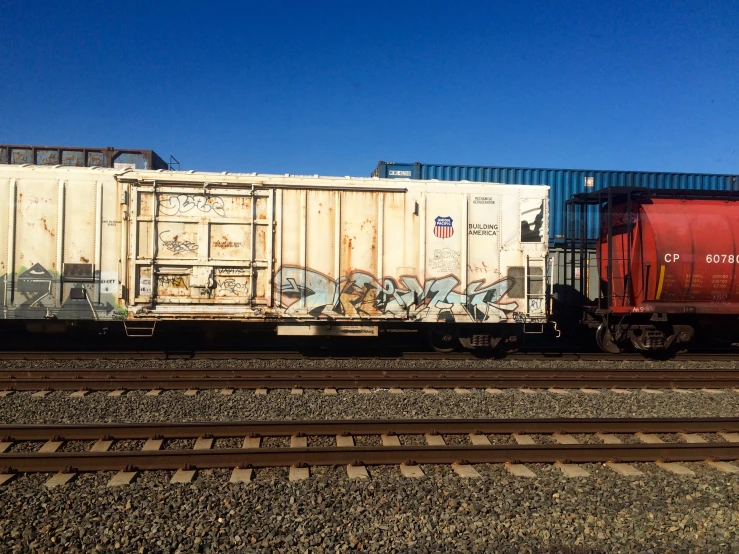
[2,418,739,486]
[2,367,739,390]
[0,350,738,361]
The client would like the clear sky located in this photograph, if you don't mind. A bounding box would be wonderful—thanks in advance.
[1,1,737,176]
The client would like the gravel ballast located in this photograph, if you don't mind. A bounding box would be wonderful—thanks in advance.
[1,388,738,424]
[2,360,739,552]
[1,464,738,552]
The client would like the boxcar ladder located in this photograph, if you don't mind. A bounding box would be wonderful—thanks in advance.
[523,255,547,334]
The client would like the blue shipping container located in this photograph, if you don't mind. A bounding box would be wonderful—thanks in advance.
[372,161,739,244]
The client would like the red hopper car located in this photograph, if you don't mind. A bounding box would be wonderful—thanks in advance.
[565,188,739,353]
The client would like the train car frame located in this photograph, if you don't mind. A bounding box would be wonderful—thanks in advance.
[0,165,551,351]
[565,187,739,352]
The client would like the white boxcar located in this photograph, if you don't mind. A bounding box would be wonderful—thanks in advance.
[0,165,548,347]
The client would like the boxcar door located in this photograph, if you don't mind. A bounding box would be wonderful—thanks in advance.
[127,180,274,312]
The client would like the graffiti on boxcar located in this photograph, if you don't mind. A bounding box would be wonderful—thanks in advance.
[17,263,53,307]
[429,248,460,273]
[218,278,249,296]
[157,275,188,289]
[213,239,243,248]
[275,266,517,321]
[158,194,226,217]
[10,263,54,319]
[0,262,123,320]
[159,231,198,254]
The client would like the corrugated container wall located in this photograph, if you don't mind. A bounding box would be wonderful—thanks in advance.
[373,161,739,244]
[0,145,168,170]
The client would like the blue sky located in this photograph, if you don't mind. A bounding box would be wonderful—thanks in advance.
[1,1,737,176]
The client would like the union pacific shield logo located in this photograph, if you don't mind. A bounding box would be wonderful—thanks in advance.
[434,216,454,239]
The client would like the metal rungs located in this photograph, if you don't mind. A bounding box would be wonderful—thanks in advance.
[523,323,545,335]
[123,321,157,338]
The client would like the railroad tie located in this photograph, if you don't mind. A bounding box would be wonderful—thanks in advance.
[70,390,89,398]
[254,388,268,396]
[679,433,739,473]
[336,436,369,480]
[380,433,424,477]
[31,390,51,398]
[172,438,212,484]
[506,434,538,477]
[424,433,446,446]
[552,434,590,478]
[423,387,438,395]
[107,390,126,398]
[512,434,536,446]
[184,389,198,397]
[45,472,76,488]
[610,388,632,395]
[39,440,63,453]
[595,433,643,476]
[230,467,253,483]
[451,462,481,478]
[230,437,260,483]
[291,388,303,396]
[485,388,503,395]
[635,433,695,476]
[220,389,234,396]
[0,441,12,453]
[400,463,425,478]
[469,433,491,446]
[454,388,471,395]
[579,388,601,395]
[548,388,569,395]
[109,437,164,487]
[90,439,113,452]
[0,390,13,397]
[505,462,536,478]
[389,388,404,395]
[145,389,162,397]
[323,388,338,395]
[289,435,309,481]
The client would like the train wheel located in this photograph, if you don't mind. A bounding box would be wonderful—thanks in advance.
[428,327,458,353]
[596,323,622,354]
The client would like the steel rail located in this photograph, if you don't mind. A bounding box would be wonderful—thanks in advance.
[2,444,739,472]
[3,418,739,440]
[3,376,739,390]
[0,350,737,361]
[3,368,739,378]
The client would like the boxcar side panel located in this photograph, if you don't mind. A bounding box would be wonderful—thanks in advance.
[0,178,9,315]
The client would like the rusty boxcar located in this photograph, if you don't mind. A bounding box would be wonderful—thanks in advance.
[0,165,549,350]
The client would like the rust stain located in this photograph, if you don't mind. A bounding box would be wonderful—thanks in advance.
[342,236,353,274]
[80,256,89,263]
[41,217,55,237]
